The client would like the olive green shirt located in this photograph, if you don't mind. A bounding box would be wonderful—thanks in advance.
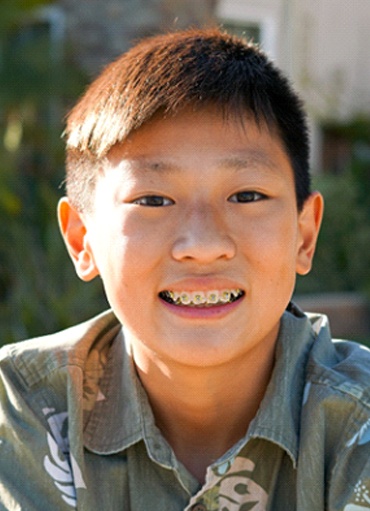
[1,306,370,510]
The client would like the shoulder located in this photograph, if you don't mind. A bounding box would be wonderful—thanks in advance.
[281,304,370,396]
[307,317,370,402]
[306,334,370,507]
[0,309,120,389]
[292,313,370,505]
[301,313,370,453]
[282,307,370,447]
[0,312,120,509]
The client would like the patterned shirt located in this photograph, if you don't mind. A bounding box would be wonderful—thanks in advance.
[1,306,370,510]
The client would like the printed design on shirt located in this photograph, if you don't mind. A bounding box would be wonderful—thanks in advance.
[344,480,370,510]
[197,457,268,511]
[43,408,86,508]
[347,418,370,447]
[83,347,108,411]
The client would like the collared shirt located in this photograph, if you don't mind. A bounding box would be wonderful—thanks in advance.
[1,306,370,510]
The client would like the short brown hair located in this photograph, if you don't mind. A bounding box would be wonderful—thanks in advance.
[65,28,310,211]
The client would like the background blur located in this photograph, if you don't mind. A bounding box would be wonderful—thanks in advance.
[1,0,369,345]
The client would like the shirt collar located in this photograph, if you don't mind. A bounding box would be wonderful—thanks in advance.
[83,305,328,469]
[83,328,144,453]
[246,305,318,468]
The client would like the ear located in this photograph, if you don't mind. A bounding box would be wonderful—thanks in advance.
[296,191,324,276]
[57,198,99,281]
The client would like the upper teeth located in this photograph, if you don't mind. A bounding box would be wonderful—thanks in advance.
[163,289,243,306]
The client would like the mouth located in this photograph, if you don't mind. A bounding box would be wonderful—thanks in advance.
[159,289,245,308]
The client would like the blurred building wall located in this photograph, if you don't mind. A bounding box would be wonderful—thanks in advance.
[59,0,216,76]
[216,0,370,171]
[294,0,370,121]
[217,0,370,120]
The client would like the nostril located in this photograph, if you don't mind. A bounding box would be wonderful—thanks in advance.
[171,233,236,263]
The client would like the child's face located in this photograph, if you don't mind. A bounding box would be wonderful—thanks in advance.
[59,106,323,369]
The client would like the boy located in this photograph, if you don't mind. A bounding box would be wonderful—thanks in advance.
[0,28,370,510]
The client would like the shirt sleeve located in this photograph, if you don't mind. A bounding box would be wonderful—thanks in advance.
[329,417,370,510]
[0,353,76,510]
[300,364,370,510]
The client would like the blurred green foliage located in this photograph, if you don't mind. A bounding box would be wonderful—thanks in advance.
[1,0,52,27]
[296,117,370,298]
[296,171,370,296]
[0,2,108,345]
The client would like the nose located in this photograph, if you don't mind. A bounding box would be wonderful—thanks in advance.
[171,204,236,263]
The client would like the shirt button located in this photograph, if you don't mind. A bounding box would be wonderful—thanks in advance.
[191,505,207,511]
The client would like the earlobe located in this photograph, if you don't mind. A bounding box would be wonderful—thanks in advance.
[57,198,99,281]
[296,191,324,276]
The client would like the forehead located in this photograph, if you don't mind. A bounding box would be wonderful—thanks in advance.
[107,105,290,174]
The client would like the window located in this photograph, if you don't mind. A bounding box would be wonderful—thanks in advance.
[216,2,277,59]
[221,20,261,44]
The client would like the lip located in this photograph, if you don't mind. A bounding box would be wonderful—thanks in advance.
[159,296,244,319]
[159,277,244,294]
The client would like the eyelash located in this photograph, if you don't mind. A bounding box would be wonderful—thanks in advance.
[132,191,266,207]
[228,191,266,203]
[132,195,174,207]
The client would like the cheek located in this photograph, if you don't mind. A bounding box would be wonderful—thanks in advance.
[91,223,164,301]
[114,209,171,257]
[237,213,299,285]
[239,213,298,257]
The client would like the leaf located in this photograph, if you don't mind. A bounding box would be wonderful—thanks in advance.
[234,483,250,495]
[240,502,259,511]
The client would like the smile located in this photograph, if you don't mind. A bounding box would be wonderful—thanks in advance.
[159,289,244,307]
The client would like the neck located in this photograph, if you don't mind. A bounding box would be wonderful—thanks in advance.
[132,339,276,483]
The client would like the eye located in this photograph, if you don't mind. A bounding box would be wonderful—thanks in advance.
[132,195,174,207]
[228,191,266,203]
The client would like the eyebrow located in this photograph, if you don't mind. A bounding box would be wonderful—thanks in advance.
[217,152,279,172]
[124,150,280,175]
